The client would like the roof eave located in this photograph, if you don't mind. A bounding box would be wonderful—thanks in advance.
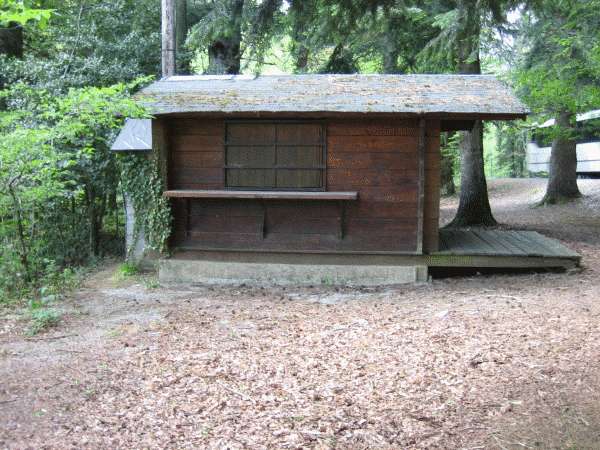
[146,109,529,121]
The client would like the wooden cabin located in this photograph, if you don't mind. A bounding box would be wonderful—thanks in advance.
[113,74,530,285]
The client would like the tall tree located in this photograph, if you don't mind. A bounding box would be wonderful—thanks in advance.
[444,0,496,226]
[208,0,243,73]
[176,0,187,61]
[514,0,600,205]
[248,1,444,74]
[186,0,245,74]
[2,0,161,258]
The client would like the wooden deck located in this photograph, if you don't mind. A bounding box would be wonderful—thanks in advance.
[426,230,581,268]
[164,230,581,279]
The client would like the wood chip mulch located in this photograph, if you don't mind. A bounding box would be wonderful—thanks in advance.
[4,274,598,450]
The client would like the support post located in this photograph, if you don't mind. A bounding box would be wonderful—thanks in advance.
[417,119,426,254]
[162,0,176,77]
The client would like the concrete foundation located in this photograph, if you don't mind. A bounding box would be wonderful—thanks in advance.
[158,259,428,286]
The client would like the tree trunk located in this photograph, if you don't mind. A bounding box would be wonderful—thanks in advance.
[207,36,241,74]
[0,22,23,110]
[447,0,497,227]
[206,0,243,74]
[289,0,309,73]
[294,43,309,73]
[447,121,497,226]
[175,0,187,56]
[90,200,100,256]
[321,43,358,74]
[538,109,581,205]
[175,0,189,74]
[8,184,31,281]
[90,196,107,257]
[0,22,23,58]
[382,38,399,74]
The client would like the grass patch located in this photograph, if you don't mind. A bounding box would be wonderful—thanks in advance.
[143,277,161,290]
[119,263,139,276]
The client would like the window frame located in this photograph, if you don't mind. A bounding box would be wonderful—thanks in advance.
[223,120,327,191]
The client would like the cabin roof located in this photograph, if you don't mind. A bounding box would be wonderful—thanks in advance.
[136,74,529,120]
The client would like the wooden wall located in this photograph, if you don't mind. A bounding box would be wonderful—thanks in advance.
[168,118,223,190]
[165,117,441,254]
[423,120,441,253]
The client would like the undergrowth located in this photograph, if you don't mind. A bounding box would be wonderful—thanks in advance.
[113,262,162,290]
[1,263,90,336]
[25,308,61,336]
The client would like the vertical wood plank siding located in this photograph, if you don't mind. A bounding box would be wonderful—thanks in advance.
[423,120,441,252]
[167,117,441,253]
[327,119,419,252]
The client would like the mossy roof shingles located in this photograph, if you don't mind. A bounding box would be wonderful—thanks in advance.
[137,74,529,119]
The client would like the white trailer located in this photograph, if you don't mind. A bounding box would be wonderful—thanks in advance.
[526,110,600,176]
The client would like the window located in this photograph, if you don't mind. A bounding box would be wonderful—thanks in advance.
[224,121,326,190]
[577,120,600,145]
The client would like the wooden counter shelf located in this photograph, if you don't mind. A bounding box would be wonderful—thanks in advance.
[163,190,358,201]
[163,190,359,239]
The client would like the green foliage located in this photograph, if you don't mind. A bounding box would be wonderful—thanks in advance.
[513,1,600,124]
[186,0,248,51]
[143,277,162,290]
[511,0,600,203]
[26,308,60,336]
[0,1,54,29]
[119,263,139,276]
[0,0,165,301]
[0,0,162,297]
[117,152,172,255]
[483,122,528,179]
[290,3,444,75]
[4,0,162,90]
[0,79,151,296]
[440,131,459,195]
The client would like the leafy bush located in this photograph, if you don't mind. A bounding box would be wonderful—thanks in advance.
[0,0,160,303]
[119,263,139,276]
[0,80,151,298]
[26,309,60,336]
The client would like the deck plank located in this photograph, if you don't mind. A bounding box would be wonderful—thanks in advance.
[507,231,554,256]
[502,231,545,256]
[471,230,514,256]
[505,231,566,257]
[437,232,451,252]
[444,231,477,255]
[486,231,530,256]
[462,231,499,255]
[518,231,580,258]
[436,230,580,261]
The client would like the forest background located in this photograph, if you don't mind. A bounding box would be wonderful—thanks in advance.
[1,0,599,304]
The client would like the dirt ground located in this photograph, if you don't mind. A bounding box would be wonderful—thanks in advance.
[1,178,600,450]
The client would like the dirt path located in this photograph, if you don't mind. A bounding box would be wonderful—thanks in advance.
[1,179,599,450]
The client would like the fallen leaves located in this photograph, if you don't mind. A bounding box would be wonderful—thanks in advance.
[4,281,595,449]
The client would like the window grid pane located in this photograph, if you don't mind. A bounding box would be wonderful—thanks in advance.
[224,121,325,190]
